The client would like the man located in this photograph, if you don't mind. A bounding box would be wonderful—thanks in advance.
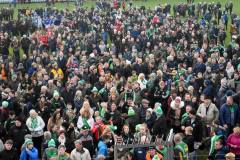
[70,139,91,160]
[174,133,189,160]
[182,109,203,144]
[225,153,235,160]
[26,109,45,158]
[197,96,219,137]
[0,139,18,160]
[43,139,58,160]
[220,96,240,136]
[208,139,226,160]
[78,125,94,156]
[8,117,29,155]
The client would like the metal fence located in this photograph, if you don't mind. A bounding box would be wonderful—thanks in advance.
[114,142,174,160]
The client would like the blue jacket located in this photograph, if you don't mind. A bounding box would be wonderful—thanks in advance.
[20,147,39,160]
[220,103,240,126]
[97,140,108,157]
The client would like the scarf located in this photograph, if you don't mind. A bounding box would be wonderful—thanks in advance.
[31,117,38,129]
[82,117,90,129]
[58,137,66,145]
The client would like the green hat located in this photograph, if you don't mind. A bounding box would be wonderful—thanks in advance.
[91,87,98,93]
[155,103,163,117]
[81,125,90,130]
[128,107,135,117]
[135,124,141,132]
[48,139,56,147]
[25,139,33,146]
[237,64,240,70]
[53,90,59,97]
[78,80,85,85]
[152,155,160,160]
[108,125,117,132]
[2,101,8,108]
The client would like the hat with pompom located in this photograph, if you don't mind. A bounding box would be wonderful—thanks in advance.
[128,107,135,117]
[48,139,56,148]
[2,101,8,108]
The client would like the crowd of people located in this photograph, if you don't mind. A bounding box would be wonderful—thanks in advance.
[0,0,240,160]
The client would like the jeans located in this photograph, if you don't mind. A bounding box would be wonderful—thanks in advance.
[189,151,197,160]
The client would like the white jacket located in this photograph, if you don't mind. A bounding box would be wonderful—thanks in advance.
[70,148,91,160]
[26,116,45,137]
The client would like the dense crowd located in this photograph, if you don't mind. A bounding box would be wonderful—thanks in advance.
[0,0,240,160]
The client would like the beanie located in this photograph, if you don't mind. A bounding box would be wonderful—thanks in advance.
[48,139,56,148]
[53,90,59,97]
[2,101,8,108]
[108,125,117,132]
[128,107,135,117]
[24,138,33,146]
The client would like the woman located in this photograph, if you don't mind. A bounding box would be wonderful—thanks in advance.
[35,95,51,130]
[47,110,63,132]
[122,125,134,145]
[73,90,84,113]
[227,127,240,158]
[168,96,185,133]
[26,109,45,158]
[20,139,39,160]
[77,106,95,130]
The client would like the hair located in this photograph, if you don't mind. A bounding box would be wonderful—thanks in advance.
[189,108,196,116]
[233,127,240,135]
[51,110,61,124]
[174,133,183,144]
[185,126,193,134]
[44,131,52,140]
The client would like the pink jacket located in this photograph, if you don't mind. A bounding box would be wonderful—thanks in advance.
[227,133,240,155]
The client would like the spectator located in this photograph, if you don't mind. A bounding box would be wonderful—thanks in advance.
[70,139,91,160]
[227,127,240,158]
[0,139,18,160]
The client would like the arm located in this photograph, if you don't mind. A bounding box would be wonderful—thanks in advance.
[35,116,45,131]
[70,151,75,160]
[77,116,83,129]
[86,149,91,160]
[196,105,202,117]
[26,118,33,132]
[20,149,27,160]
[219,106,226,125]
[213,105,219,122]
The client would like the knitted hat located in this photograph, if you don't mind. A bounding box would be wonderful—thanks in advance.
[155,103,163,117]
[108,125,117,132]
[2,101,8,108]
[48,139,56,148]
[81,125,90,130]
[25,139,33,146]
[91,87,98,93]
[78,80,85,85]
[128,107,135,116]
[237,64,240,70]
[135,124,141,132]
[53,90,59,97]
[152,155,160,160]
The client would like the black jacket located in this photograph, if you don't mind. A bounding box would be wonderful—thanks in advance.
[0,148,18,160]
[8,124,29,149]
[183,116,203,142]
